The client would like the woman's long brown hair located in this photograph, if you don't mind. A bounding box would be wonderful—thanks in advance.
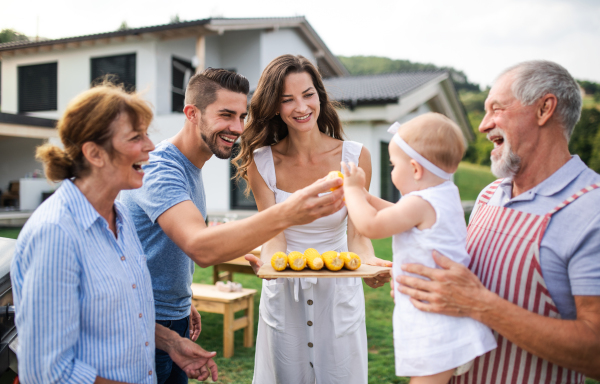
[233,54,344,195]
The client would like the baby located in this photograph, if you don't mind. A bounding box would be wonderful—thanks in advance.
[342,112,497,384]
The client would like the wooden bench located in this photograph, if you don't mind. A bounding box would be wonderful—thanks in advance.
[191,283,257,358]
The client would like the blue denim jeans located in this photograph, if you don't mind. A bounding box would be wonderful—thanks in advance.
[156,316,190,384]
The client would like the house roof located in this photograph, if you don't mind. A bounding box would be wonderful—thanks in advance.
[323,71,448,107]
[0,16,348,77]
[0,113,57,128]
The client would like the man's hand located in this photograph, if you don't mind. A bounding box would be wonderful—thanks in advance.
[189,304,201,342]
[341,161,366,190]
[397,250,493,320]
[168,337,218,382]
[282,177,345,226]
[362,256,392,289]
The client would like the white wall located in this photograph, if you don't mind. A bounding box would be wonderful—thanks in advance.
[217,30,262,89]
[0,40,158,118]
[260,28,316,70]
[155,37,196,115]
[0,137,45,195]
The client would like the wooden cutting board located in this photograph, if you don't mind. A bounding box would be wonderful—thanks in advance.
[257,264,391,279]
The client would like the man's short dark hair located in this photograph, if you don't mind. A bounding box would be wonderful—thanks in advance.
[184,68,250,112]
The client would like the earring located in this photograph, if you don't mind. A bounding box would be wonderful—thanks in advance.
[275,112,279,115]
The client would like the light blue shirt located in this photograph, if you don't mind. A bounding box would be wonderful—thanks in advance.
[11,179,156,384]
[121,141,206,320]
[470,156,600,320]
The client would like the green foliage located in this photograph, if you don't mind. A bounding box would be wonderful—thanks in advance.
[570,108,600,173]
[337,55,480,92]
[455,162,497,201]
[0,28,28,44]
[117,21,129,31]
[170,14,182,24]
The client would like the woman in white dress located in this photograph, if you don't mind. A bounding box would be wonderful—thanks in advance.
[235,54,392,384]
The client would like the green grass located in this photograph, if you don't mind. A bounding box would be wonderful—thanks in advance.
[454,161,497,201]
[0,227,20,239]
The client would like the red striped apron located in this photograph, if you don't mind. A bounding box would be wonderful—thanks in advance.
[452,180,598,384]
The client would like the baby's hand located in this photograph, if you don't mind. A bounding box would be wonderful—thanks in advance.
[341,162,366,189]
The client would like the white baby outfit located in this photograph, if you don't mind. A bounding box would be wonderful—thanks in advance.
[252,141,368,384]
[392,181,497,376]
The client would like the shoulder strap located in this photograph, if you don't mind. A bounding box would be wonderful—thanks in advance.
[547,183,600,215]
[477,179,504,205]
[253,146,277,192]
[341,141,363,168]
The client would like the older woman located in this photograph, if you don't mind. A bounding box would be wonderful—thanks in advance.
[236,55,391,384]
[11,85,218,384]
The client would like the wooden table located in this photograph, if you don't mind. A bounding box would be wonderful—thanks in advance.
[191,283,257,358]
[213,247,261,284]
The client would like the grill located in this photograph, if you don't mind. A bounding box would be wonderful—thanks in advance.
[0,237,18,380]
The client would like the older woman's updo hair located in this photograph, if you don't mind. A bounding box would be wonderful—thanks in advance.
[36,84,153,182]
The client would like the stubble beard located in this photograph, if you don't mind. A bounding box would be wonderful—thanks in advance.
[491,139,521,179]
[199,117,235,160]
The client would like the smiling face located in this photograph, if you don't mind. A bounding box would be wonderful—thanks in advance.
[106,112,155,191]
[197,89,248,159]
[278,72,320,133]
[480,73,538,178]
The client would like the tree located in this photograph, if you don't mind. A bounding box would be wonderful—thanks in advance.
[170,14,181,24]
[0,28,28,44]
[117,21,129,31]
[569,108,600,167]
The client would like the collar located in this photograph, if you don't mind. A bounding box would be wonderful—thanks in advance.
[499,155,587,201]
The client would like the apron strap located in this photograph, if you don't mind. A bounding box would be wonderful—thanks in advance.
[477,179,504,205]
[547,183,600,215]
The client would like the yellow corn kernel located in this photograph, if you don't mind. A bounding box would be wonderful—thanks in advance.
[322,251,344,271]
[304,248,324,270]
[326,171,344,191]
[340,252,361,270]
[271,252,288,271]
[288,251,307,271]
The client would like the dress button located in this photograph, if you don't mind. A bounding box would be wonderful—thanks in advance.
[139,313,142,318]
[307,300,313,305]
[310,362,313,368]
[307,321,313,326]
[121,256,126,261]
[132,284,136,289]
[308,342,313,348]
[148,370,152,375]
[145,341,149,346]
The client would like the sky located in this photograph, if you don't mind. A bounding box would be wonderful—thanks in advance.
[1,0,599,87]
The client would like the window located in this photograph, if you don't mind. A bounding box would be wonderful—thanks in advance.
[230,144,257,210]
[380,141,400,202]
[172,56,194,113]
[91,53,136,89]
[18,62,57,112]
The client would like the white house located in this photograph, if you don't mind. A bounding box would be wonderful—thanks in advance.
[0,16,472,218]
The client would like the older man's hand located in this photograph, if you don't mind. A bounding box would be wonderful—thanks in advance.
[397,250,494,320]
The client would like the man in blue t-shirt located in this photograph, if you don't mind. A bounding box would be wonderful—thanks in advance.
[121,68,345,384]
[395,61,600,379]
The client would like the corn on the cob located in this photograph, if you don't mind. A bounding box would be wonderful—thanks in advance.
[304,248,324,270]
[271,252,288,271]
[340,252,361,270]
[326,171,344,191]
[322,251,344,271]
[288,251,307,271]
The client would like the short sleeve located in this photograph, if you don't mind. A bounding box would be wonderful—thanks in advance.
[567,215,600,296]
[253,146,276,192]
[131,159,191,223]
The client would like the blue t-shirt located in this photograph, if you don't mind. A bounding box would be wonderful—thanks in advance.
[121,141,206,321]
[470,156,600,320]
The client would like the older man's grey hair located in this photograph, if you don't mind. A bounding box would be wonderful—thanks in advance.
[500,60,582,140]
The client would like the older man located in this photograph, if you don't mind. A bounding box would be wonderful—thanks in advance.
[397,60,600,383]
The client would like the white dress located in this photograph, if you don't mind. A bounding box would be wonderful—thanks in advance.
[252,141,368,384]
[392,181,497,376]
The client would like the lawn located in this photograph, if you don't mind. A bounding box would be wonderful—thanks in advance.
[454,161,498,201]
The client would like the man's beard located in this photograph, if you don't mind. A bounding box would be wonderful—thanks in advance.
[490,135,521,179]
[199,118,237,160]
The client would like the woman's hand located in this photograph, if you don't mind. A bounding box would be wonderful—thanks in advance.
[189,304,201,341]
[245,254,274,281]
[362,256,392,289]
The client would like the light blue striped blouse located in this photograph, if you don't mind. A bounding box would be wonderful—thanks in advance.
[11,180,156,384]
